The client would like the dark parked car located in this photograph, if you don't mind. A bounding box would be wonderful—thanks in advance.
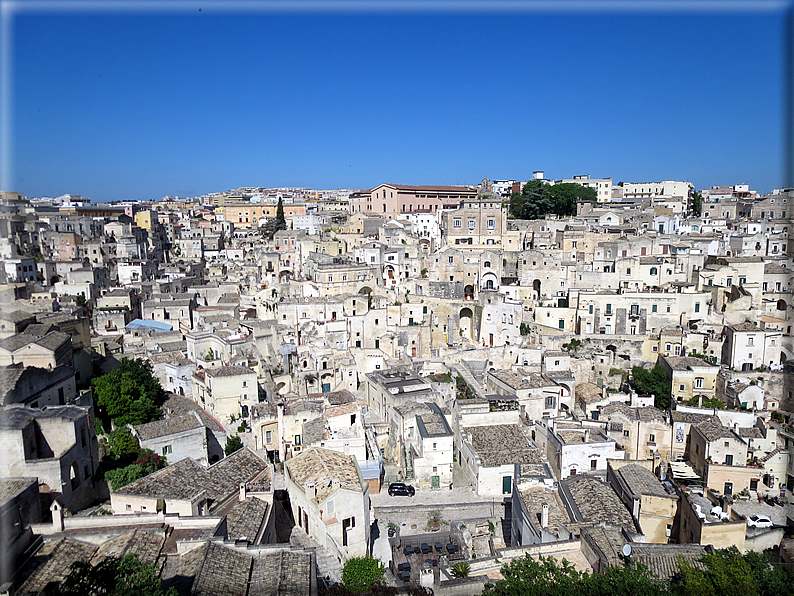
[388,482,415,497]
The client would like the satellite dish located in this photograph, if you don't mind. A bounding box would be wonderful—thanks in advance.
[622,544,632,558]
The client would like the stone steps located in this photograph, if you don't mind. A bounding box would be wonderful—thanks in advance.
[290,526,343,583]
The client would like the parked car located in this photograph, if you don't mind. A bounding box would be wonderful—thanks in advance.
[746,515,773,528]
[388,482,415,497]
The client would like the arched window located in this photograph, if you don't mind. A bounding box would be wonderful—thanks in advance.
[485,279,494,290]
[483,261,491,268]
[650,267,658,275]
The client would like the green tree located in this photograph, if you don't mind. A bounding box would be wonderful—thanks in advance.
[105,463,146,490]
[484,554,587,596]
[341,556,385,593]
[631,364,672,410]
[691,192,704,217]
[275,196,286,230]
[92,358,163,426]
[225,434,243,455]
[104,452,167,490]
[484,554,668,596]
[260,197,289,241]
[451,562,471,578]
[674,547,757,596]
[105,427,141,461]
[56,553,177,595]
[545,183,597,217]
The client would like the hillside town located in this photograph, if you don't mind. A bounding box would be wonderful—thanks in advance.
[1,174,794,594]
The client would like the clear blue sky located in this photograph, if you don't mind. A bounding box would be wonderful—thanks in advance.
[9,3,788,201]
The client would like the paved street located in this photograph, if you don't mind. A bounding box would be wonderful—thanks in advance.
[731,499,792,526]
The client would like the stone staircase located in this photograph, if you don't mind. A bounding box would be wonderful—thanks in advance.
[456,361,487,399]
[289,526,343,583]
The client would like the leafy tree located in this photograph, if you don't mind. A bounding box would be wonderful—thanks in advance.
[341,555,385,593]
[675,547,756,596]
[105,427,141,460]
[508,180,595,220]
[545,183,597,217]
[484,554,587,596]
[691,192,704,217]
[55,553,177,595]
[92,358,163,426]
[451,562,471,578]
[631,364,672,410]
[484,555,668,596]
[105,463,146,490]
[225,434,243,455]
[743,549,794,596]
[104,452,167,490]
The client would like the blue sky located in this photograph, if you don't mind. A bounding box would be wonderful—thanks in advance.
[7,3,789,201]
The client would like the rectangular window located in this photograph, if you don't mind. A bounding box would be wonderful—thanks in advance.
[487,219,495,229]
[545,395,556,409]
[449,256,454,264]
[652,304,657,313]
[162,445,172,455]
[453,219,462,228]
[589,304,594,314]
[558,319,565,329]
[695,377,704,388]
[649,434,656,444]
[467,220,476,229]
[266,430,272,443]
[605,304,612,315]
[695,303,700,313]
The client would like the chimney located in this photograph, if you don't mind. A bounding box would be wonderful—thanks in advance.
[239,482,246,502]
[541,503,549,529]
[584,429,590,443]
[50,500,64,533]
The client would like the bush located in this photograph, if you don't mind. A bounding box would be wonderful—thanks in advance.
[105,463,146,490]
[341,556,385,593]
[104,452,167,490]
[225,435,243,455]
[105,427,140,461]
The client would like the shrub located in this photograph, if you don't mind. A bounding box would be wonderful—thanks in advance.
[341,556,385,593]
[225,434,243,455]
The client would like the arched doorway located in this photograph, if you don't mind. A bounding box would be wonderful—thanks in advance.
[279,271,292,283]
[778,299,787,311]
[459,308,473,340]
[533,279,541,299]
[464,285,475,300]
[358,286,373,295]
